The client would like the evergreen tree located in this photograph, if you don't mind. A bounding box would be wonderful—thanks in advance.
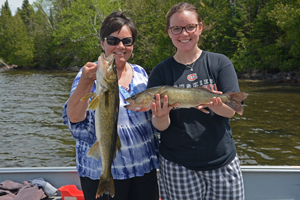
[50,0,120,68]
[17,0,35,39]
[0,0,13,64]
[1,12,34,66]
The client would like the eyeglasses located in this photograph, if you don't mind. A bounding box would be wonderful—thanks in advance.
[104,36,134,46]
[169,24,200,35]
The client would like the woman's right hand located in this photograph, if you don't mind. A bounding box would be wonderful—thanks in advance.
[67,62,98,123]
[81,62,98,83]
[151,94,172,118]
[151,94,179,131]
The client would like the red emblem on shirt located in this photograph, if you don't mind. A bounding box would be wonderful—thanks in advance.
[187,73,198,81]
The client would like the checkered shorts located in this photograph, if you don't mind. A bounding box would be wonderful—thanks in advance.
[159,154,244,200]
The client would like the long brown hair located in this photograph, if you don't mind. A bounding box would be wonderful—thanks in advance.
[165,2,202,30]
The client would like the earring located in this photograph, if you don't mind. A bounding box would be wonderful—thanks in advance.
[131,53,134,58]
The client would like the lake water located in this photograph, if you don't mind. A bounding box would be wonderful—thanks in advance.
[0,69,300,167]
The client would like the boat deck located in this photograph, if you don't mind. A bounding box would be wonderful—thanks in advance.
[1,166,300,200]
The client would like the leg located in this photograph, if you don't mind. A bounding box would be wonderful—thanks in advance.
[128,169,159,200]
[80,177,101,200]
[80,177,131,200]
[159,155,205,200]
[201,155,244,200]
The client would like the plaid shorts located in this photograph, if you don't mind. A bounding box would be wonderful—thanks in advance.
[159,154,244,200]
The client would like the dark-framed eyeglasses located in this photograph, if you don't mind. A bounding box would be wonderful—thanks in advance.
[104,36,134,46]
[169,24,200,35]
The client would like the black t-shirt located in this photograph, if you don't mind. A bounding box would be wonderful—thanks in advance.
[147,51,240,170]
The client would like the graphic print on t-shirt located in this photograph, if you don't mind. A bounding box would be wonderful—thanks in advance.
[174,72,218,92]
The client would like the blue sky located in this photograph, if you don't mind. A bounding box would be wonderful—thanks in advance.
[0,0,36,15]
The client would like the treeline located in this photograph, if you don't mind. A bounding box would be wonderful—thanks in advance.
[0,0,299,72]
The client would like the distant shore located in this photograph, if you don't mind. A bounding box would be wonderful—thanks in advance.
[1,64,300,83]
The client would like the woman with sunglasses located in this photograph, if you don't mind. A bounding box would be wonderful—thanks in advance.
[62,11,159,200]
[147,2,244,200]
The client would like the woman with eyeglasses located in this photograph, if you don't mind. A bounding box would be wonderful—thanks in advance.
[147,2,244,200]
[62,11,159,200]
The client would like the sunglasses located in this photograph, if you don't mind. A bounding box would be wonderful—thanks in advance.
[104,36,134,46]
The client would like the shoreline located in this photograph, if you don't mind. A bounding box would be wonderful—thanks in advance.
[1,65,300,83]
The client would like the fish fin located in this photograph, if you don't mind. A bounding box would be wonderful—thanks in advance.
[88,95,100,110]
[116,134,122,152]
[80,93,96,101]
[159,91,168,97]
[113,134,122,160]
[224,92,249,115]
[96,174,115,198]
[86,141,101,160]
[169,103,179,107]
[157,86,166,94]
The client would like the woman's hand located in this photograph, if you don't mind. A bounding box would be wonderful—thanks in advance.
[81,62,98,83]
[67,62,98,123]
[151,94,173,118]
[197,91,235,118]
[197,91,223,113]
[151,94,179,131]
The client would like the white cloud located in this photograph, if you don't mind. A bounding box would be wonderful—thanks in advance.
[0,0,36,15]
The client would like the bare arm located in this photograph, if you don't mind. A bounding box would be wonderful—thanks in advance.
[67,62,97,123]
[197,91,235,118]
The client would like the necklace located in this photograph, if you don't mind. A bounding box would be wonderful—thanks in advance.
[186,60,196,71]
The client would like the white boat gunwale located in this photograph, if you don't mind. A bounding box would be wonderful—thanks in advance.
[1,166,300,200]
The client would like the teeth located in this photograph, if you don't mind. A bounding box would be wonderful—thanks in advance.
[180,40,190,43]
[115,52,124,55]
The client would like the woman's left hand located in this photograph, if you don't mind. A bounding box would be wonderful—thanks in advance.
[197,91,223,114]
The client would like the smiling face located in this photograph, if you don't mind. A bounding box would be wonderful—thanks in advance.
[168,11,202,53]
[101,25,134,67]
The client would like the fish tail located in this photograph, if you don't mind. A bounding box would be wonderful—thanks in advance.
[224,92,248,115]
[96,174,115,198]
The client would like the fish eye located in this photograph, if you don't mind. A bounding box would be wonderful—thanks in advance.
[131,95,137,100]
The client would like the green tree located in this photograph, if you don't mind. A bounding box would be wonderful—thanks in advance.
[50,0,121,68]
[124,0,179,69]
[267,1,300,71]
[17,0,35,39]
[1,12,34,66]
[0,0,12,61]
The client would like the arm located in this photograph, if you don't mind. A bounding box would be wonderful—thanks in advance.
[67,62,97,123]
[198,54,239,118]
[199,97,235,118]
[197,91,235,118]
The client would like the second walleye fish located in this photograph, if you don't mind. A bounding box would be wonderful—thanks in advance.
[80,53,121,198]
[125,86,248,115]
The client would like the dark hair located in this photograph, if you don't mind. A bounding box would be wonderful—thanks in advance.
[100,11,137,45]
[165,2,202,30]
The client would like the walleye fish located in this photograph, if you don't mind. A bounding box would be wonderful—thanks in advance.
[125,86,248,115]
[80,53,121,198]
